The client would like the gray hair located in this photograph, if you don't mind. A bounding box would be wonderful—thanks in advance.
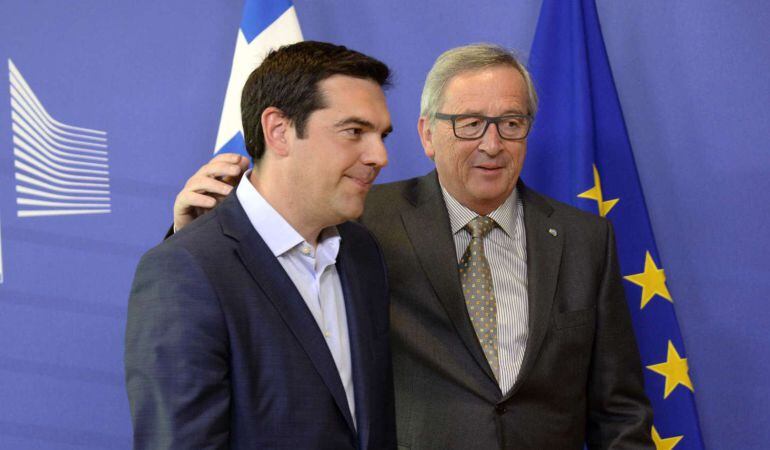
[419,43,538,125]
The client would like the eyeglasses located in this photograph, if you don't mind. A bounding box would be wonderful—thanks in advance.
[434,113,533,141]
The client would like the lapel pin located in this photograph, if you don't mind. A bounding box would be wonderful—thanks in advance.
[548,228,558,237]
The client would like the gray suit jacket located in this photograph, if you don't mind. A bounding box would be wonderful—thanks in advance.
[362,171,653,450]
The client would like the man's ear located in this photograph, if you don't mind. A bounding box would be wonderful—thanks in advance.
[417,116,435,161]
[261,107,291,157]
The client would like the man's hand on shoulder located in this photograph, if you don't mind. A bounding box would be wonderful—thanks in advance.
[174,153,250,231]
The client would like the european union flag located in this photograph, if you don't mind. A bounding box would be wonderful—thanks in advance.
[214,0,303,156]
[523,1,705,448]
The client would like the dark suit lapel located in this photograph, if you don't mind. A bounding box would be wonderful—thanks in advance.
[505,182,564,400]
[400,172,499,386]
[336,226,375,449]
[217,194,357,433]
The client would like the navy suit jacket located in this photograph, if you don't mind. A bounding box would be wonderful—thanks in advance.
[125,193,395,449]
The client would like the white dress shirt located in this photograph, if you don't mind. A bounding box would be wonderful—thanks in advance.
[237,171,356,424]
[441,187,529,395]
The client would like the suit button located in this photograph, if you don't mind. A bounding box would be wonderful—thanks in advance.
[495,404,507,415]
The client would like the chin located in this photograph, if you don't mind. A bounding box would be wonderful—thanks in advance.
[337,204,365,222]
[472,185,510,201]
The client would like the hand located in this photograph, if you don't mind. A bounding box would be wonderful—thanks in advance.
[173,153,250,231]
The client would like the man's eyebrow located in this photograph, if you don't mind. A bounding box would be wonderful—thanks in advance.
[455,110,527,116]
[334,117,375,128]
[334,117,393,134]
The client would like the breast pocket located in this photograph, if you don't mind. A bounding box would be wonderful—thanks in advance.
[553,306,596,330]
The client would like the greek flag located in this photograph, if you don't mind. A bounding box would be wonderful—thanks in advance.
[214,0,303,156]
[524,0,705,448]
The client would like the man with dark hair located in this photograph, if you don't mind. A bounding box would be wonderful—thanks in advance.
[125,41,395,449]
[170,43,652,449]
[240,41,391,161]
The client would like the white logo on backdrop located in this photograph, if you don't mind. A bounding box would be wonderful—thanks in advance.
[8,59,111,218]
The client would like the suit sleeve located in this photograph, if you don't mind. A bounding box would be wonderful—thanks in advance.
[586,220,654,449]
[125,245,230,450]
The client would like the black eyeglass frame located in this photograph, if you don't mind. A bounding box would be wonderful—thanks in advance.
[433,112,533,141]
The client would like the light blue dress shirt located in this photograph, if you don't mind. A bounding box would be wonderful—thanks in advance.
[236,171,356,425]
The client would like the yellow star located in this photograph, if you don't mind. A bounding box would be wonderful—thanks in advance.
[652,426,683,450]
[624,251,673,309]
[647,341,694,399]
[577,164,619,217]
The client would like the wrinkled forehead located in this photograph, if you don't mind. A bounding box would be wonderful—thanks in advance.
[440,66,529,113]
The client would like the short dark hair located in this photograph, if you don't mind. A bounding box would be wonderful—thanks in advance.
[241,41,391,161]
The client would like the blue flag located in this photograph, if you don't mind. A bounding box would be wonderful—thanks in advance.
[214,0,303,156]
[524,1,705,448]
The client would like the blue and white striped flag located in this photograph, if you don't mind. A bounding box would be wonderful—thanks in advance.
[214,0,303,156]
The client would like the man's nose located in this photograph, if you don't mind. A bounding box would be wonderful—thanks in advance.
[479,122,503,156]
[364,137,388,168]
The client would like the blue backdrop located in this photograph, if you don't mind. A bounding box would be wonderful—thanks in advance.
[1,1,768,448]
